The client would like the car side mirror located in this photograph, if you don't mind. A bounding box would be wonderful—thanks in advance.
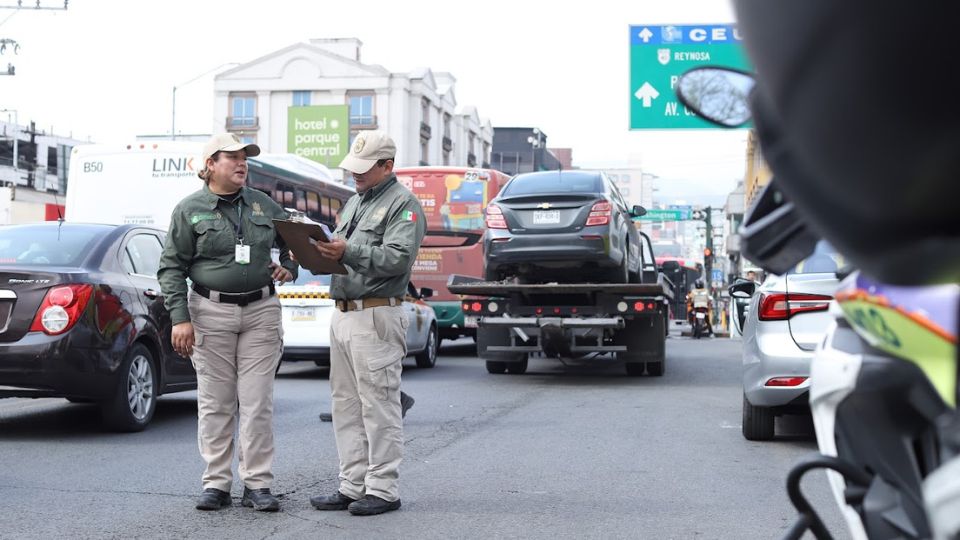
[631,205,646,217]
[419,287,434,299]
[729,280,757,298]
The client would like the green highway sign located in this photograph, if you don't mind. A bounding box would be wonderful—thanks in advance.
[629,24,752,129]
[636,208,684,221]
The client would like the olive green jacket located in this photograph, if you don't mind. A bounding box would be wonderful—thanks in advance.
[331,175,426,300]
[158,184,298,325]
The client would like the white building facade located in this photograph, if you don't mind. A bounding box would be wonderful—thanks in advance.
[212,38,494,177]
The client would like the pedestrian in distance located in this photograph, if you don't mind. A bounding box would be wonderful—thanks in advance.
[158,133,298,512]
[309,130,426,516]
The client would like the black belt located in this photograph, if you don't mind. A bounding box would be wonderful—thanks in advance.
[192,283,275,307]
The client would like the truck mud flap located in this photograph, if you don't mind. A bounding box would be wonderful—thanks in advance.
[615,315,666,364]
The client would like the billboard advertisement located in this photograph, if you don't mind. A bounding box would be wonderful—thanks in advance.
[287,105,349,167]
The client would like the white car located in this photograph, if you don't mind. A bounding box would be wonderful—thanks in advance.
[279,268,440,368]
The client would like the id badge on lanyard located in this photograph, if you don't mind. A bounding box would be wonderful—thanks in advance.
[233,202,251,265]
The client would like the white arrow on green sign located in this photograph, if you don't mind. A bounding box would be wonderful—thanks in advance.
[629,24,752,129]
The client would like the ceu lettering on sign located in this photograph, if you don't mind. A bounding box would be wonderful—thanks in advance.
[151,157,195,179]
[629,23,752,129]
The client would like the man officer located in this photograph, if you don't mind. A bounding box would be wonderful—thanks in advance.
[309,130,426,516]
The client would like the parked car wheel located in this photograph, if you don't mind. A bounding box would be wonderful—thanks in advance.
[102,343,157,432]
[505,357,528,375]
[415,325,439,368]
[742,394,775,441]
[485,360,507,374]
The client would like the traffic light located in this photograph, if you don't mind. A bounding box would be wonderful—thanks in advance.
[692,209,706,220]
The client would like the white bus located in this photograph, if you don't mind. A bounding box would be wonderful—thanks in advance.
[66,141,354,231]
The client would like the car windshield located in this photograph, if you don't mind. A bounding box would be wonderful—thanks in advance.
[0,225,107,266]
[291,267,332,287]
[787,240,845,275]
[502,173,602,196]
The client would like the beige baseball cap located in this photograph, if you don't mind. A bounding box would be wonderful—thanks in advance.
[339,130,396,174]
[202,133,261,164]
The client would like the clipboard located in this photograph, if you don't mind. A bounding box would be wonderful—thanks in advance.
[272,219,348,275]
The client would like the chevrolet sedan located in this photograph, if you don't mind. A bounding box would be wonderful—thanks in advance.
[483,171,646,283]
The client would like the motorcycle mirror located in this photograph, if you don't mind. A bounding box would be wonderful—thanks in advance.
[740,178,819,274]
[675,67,755,128]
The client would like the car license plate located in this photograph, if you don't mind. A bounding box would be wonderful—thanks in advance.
[533,210,560,224]
[291,307,316,321]
[695,312,706,319]
[464,315,478,328]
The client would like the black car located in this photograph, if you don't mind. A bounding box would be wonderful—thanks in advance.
[483,171,647,283]
[0,222,195,431]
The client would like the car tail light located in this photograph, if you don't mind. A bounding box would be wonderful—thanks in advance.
[758,293,832,321]
[485,204,507,229]
[765,376,808,387]
[585,201,611,227]
[30,284,94,335]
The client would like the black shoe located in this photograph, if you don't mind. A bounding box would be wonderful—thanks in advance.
[310,490,357,511]
[400,392,415,419]
[195,488,231,511]
[348,494,401,516]
[241,487,280,512]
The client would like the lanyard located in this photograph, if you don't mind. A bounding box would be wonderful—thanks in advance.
[234,202,243,244]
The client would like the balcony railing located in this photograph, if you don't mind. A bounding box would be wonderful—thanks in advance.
[226,116,259,130]
[420,122,432,140]
[442,136,452,152]
[350,115,378,129]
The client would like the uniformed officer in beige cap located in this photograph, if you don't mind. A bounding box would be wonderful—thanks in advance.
[309,130,426,516]
[158,133,297,512]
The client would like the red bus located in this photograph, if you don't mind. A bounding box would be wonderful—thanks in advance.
[395,167,512,343]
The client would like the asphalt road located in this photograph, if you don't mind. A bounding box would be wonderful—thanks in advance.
[0,333,849,539]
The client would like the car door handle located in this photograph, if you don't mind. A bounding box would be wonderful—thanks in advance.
[143,289,161,298]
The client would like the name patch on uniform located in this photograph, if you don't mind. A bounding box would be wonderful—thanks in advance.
[401,210,417,222]
[191,212,220,224]
[252,202,264,216]
[370,207,388,222]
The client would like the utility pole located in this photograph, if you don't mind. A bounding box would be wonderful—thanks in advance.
[704,205,714,289]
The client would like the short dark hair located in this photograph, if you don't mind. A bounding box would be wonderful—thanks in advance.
[375,158,395,167]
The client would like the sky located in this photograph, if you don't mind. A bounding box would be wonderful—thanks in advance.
[0,0,746,208]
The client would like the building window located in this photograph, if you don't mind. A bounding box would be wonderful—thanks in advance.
[230,94,257,127]
[421,98,430,123]
[443,150,450,166]
[293,91,311,107]
[238,135,256,144]
[443,114,451,138]
[349,95,375,126]
[420,138,429,165]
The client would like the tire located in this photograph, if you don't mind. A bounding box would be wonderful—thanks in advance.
[485,360,507,374]
[625,362,645,376]
[505,357,528,375]
[693,319,703,339]
[646,359,665,377]
[742,394,775,441]
[484,267,500,281]
[415,325,439,368]
[101,343,157,432]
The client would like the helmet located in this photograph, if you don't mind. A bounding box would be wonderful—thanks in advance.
[694,280,704,289]
[733,0,960,285]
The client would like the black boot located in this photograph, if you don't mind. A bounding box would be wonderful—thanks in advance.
[311,490,358,511]
[348,494,401,516]
[195,488,231,511]
[241,487,280,512]
[400,391,415,419]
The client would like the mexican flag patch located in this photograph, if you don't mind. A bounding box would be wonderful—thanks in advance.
[402,210,417,222]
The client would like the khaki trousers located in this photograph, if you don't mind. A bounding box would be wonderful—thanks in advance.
[330,305,406,502]
[188,290,283,492]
